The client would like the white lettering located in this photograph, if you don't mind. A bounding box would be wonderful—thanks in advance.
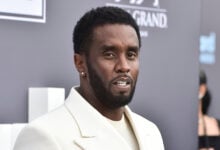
[140,30,148,37]
[131,10,168,28]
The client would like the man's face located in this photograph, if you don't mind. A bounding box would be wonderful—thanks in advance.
[86,24,139,109]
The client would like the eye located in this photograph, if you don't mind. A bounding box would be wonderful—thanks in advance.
[103,51,116,59]
[127,51,138,60]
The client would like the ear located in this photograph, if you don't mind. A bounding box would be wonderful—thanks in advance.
[74,53,86,73]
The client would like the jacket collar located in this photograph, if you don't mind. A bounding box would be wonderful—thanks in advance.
[64,87,103,137]
[64,87,150,150]
[125,107,151,149]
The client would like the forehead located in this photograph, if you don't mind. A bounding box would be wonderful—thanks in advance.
[91,24,139,47]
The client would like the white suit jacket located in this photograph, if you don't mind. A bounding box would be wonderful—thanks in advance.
[14,87,164,150]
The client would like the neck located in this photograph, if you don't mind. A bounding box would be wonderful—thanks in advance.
[99,107,125,121]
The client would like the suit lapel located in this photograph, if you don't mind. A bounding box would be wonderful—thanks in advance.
[125,106,151,150]
[64,87,132,150]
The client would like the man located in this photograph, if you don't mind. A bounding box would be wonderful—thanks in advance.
[14,6,164,150]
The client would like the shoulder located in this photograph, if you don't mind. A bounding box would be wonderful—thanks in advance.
[29,105,80,136]
[13,123,61,150]
[14,105,80,150]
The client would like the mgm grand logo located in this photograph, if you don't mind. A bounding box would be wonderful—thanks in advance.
[106,0,168,37]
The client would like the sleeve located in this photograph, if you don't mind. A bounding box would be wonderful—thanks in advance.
[13,125,61,150]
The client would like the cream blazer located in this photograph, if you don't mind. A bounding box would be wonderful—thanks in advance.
[14,87,164,150]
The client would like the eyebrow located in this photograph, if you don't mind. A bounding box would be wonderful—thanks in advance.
[127,46,139,51]
[101,44,139,51]
[101,45,117,51]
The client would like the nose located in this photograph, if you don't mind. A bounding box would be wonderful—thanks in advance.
[115,55,130,73]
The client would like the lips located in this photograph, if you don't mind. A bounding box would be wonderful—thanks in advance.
[115,81,128,86]
[112,76,132,88]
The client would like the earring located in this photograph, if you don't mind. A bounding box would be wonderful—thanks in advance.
[81,72,86,78]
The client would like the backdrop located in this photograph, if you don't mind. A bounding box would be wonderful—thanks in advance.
[0,0,200,149]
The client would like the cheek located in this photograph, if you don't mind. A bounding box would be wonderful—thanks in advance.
[133,69,139,81]
[131,62,139,78]
[94,61,115,80]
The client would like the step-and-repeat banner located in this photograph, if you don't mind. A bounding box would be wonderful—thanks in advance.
[0,0,200,149]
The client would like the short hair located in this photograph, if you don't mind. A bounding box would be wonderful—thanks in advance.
[73,6,141,54]
[199,70,207,85]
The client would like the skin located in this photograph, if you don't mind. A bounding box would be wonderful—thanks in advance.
[74,24,140,121]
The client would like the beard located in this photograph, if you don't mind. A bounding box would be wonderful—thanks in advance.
[86,61,136,109]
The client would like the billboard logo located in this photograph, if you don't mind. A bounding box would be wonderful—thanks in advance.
[153,0,159,8]
[106,0,168,37]
[114,0,159,7]
[200,32,216,64]
[114,0,144,5]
